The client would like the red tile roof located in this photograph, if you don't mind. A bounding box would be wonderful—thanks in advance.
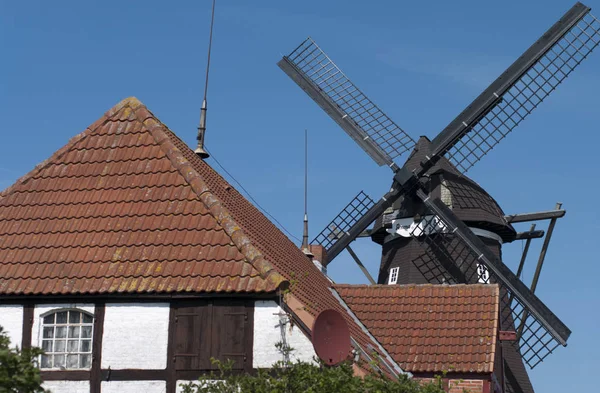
[0,97,394,373]
[333,283,499,373]
[0,97,285,295]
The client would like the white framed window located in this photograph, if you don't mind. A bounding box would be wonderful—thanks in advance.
[388,267,399,285]
[477,263,490,284]
[40,309,94,370]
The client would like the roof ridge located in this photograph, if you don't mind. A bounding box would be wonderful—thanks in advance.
[127,99,289,291]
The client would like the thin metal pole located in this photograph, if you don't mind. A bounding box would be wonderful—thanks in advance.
[195,0,216,158]
[346,246,376,285]
[203,0,216,102]
[301,130,310,252]
[304,129,308,217]
[517,202,563,339]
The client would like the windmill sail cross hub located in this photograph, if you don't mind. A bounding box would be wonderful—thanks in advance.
[278,1,600,375]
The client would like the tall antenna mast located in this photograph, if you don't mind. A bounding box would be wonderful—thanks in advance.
[195,0,216,159]
[302,129,313,257]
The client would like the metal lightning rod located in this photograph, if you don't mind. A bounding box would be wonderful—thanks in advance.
[301,129,313,257]
[195,0,216,158]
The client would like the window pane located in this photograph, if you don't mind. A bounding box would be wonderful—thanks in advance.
[80,354,91,368]
[42,340,53,352]
[68,326,80,338]
[55,340,66,352]
[39,309,95,370]
[56,326,67,338]
[81,326,92,339]
[56,311,67,324]
[42,327,54,339]
[54,354,65,367]
[67,340,78,353]
[80,340,91,353]
[69,311,81,324]
[66,354,79,368]
[41,354,52,368]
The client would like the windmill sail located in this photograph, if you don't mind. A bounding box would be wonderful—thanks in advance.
[281,2,600,372]
[312,191,375,251]
[431,3,600,173]
[278,38,415,168]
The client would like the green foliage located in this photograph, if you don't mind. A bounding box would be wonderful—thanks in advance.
[0,326,48,393]
[181,344,445,393]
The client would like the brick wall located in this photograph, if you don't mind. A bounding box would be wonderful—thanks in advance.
[449,379,484,393]
[415,377,487,393]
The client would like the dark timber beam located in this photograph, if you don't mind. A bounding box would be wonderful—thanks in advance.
[504,209,566,224]
[21,303,33,349]
[517,203,563,339]
[514,229,544,241]
[357,229,372,238]
[516,224,537,279]
[90,304,105,393]
[346,246,376,285]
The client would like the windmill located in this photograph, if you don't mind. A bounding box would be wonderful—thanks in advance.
[277,1,600,388]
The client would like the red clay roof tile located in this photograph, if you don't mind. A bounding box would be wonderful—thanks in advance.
[0,97,286,295]
[333,283,499,374]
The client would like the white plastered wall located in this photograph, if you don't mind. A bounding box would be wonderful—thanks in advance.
[253,300,316,368]
[101,380,166,393]
[101,303,169,370]
[0,305,23,347]
[43,380,90,393]
[32,304,95,349]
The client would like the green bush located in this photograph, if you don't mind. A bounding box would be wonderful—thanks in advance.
[181,344,444,393]
[0,325,48,393]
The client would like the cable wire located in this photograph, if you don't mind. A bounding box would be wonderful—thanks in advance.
[204,147,302,243]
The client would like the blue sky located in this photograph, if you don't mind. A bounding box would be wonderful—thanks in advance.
[1,1,599,391]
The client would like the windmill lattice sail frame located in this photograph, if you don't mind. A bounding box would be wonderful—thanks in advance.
[312,191,375,251]
[279,1,600,370]
[443,10,600,173]
[278,37,415,168]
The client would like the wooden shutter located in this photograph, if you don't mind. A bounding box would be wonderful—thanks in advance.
[211,299,252,372]
[173,301,213,371]
[172,299,253,372]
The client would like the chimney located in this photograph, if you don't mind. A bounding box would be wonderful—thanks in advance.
[307,244,328,275]
[301,213,313,258]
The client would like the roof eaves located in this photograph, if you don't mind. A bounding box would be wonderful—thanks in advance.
[128,99,288,291]
[329,287,410,378]
[490,284,500,373]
